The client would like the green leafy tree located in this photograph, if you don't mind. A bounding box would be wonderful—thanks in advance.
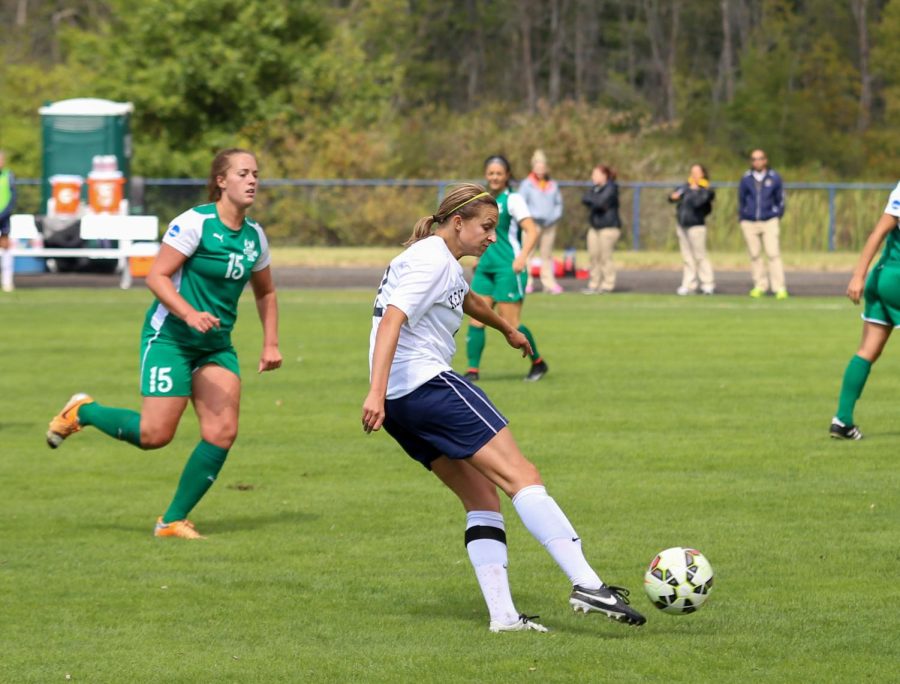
[61,0,328,176]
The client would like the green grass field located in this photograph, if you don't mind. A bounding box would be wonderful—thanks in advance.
[1,289,898,683]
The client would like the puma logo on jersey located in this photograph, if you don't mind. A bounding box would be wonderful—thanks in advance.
[213,233,224,242]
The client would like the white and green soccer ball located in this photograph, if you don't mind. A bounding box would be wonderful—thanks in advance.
[643,547,714,614]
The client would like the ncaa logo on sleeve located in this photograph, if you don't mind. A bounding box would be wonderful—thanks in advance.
[891,199,900,210]
[167,224,181,238]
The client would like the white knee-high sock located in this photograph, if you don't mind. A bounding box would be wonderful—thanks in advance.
[512,484,603,590]
[1,248,13,290]
[465,511,519,625]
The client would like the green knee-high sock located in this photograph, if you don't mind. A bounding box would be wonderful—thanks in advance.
[77,402,142,447]
[162,440,229,523]
[517,324,541,362]
[467,325,486,370]
[836,355,872,425]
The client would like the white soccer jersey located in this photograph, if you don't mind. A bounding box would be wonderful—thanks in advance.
[506,192,531,257]
[370,235,469,399]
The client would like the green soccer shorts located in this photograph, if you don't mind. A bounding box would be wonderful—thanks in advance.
[470,265,527,303]
[863,265,900,328]
[139,331,241,397]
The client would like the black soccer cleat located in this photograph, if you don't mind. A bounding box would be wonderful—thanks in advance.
[464,370,480,383]
[830,418,863,440]
[524,360,548,382]
[570,585,647,626]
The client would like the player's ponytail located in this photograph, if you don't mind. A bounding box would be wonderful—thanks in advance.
[207,148,255,202]
[404,183,497,246]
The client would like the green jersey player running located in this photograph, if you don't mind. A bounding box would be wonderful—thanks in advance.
[46,149,282,538]
[466,155,548,382]
[831,182,900,440]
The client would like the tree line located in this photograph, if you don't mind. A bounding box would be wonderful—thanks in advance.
[1,0,899,184]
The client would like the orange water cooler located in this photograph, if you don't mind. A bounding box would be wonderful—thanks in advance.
[87,172,126,214]
[48,175,84,214]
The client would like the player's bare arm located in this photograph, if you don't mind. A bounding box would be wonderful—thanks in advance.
[463,290,531,357]
[146,243,220,332]
[363,304,406,433]
[250,266,282,372]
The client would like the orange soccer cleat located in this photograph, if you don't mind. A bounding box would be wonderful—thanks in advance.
[46,393,94,449]
[154,517,206,540]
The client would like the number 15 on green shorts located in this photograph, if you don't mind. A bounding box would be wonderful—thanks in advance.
[140,333,241,396]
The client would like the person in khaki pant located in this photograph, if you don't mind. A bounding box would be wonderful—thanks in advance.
[669,164,716,295]
[738,149,788,299]
[518,150,564,295]
[581,165,621,293]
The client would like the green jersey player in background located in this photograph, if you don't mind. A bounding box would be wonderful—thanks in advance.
[46,149,282,538]
[466,155,548,382]
[830,182,900,440]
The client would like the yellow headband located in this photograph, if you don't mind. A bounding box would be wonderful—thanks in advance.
[441,191,490,220]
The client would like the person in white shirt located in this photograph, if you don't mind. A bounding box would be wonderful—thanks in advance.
[362,183,646,632]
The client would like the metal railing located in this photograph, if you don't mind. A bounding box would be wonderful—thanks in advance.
[16,178,895,251]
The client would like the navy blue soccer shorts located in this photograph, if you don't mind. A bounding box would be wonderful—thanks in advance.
[383,370,509,470]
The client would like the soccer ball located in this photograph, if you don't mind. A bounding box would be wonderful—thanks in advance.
[643,547,714,614]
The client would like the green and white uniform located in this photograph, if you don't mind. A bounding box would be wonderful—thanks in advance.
[863,184,900,327]
[471,188,532,303]
[140,203,271,396]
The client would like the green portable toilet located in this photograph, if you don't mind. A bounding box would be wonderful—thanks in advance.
[39,98,133,213]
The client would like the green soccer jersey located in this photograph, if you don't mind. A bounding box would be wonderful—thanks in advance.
[876,227,900,269]
[878,186,900,268]
[478,188,532,271]
[143,203,271,350]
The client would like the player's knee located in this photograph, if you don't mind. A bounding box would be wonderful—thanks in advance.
[523,460,542,485]
[860,348,881,363]
[201,425,237,449]
[140,427,175,450]
[511,459,542,491]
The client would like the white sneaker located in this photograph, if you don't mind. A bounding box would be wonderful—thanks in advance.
[701,285,715,295]
[676,286,694,296]
[489,613,548,633]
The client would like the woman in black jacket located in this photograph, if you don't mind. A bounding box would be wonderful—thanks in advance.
[581,165,621,294]
[669,164,716,295]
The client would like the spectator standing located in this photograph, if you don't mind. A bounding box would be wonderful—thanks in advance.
[518,150,564,295]
[669,164,716,295]
[581,165,621,294]
[0,150,18,293]
[738,149,788,299]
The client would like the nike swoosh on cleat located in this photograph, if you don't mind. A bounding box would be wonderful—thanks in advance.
[577,591,617,606]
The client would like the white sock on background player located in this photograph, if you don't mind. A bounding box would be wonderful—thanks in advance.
[465,511,519,625]
[512,484,603,590]
[1,248,13,291]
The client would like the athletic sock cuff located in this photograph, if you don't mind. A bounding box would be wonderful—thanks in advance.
[196,439,230,464]
[852,354,873,369]
[466,510,505,530]
[511,484,547,506]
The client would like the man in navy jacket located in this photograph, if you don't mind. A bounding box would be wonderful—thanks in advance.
[738,149,788,299]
